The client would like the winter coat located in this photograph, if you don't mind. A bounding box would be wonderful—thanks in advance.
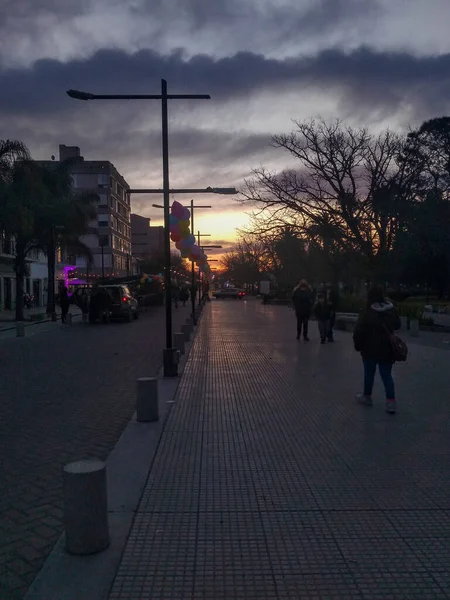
[314,301,332,321]
[353,302,401,362]
[292,287,313,317]
[325,288,340,312]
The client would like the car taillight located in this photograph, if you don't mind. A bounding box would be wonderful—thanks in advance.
[122,296,128,303]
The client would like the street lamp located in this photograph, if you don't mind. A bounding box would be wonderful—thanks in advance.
[48,225,65,321]
[67,81,212,377]
[150,195,233,321]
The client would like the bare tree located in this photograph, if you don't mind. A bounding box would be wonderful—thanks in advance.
[243,119,422,281]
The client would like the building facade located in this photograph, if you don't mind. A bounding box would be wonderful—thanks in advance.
[40,145,132,281]
[131,213,164,259]
[0,234,69,311]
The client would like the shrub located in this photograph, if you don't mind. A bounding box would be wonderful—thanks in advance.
[338,294,366,314]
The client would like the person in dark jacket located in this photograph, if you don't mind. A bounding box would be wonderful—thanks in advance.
[353,285,401,414]
[59,286,70,324]
[314,292,332,343]
[292,279,313,341]
[325,282,340,342]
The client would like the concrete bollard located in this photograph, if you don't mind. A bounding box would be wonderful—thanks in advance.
[174,332,185,355]
[136,377,159,422]
[410,319,419,337]
[16,322,25,337]
[66,313,73,326]
[63,459,109,555]
[182,323,191,342]
[186,317,193,333]
[400,315,408,331]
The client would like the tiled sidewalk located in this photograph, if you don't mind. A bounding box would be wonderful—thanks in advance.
[110,300,450,599]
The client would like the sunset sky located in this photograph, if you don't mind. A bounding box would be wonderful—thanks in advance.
[1,0,449,258]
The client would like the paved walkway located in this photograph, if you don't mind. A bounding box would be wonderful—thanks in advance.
[109,299,450,599]
[0,303,192,600]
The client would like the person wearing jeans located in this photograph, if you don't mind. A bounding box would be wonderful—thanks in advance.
[363,359,395,400]
[353,286,401,414]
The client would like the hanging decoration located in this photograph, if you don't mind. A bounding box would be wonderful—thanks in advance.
[170,200,212,279]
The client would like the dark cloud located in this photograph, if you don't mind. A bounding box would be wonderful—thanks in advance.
[130,0,378,48]
[1,46,449,122]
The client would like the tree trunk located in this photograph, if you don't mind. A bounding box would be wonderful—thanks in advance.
[46,245,55,315]
[14,248,26,322]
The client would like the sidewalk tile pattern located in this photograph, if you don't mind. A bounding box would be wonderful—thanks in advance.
[0,305,192,599]
[110,301,450,599]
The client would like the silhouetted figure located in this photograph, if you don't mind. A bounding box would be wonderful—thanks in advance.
[60,287,70,324]
[292,279,313,341]
[314,292,331,343]
[353,286,401,414]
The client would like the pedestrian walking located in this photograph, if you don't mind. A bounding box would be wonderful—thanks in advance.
[59,286,70,324]
[314,292,331,343]
[292,279,313,341]
[172,284,180,309]
[325,282,339,342]
[179,284,189,307]
[353,285,402,414]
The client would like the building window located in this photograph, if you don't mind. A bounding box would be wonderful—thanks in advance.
[98,193,108,206]
[99,235,109,247]
[98,174,109,187]
[98,219,109,227]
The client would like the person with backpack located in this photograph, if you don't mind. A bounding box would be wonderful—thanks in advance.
[352,286,402,414]
[292,279,313,341]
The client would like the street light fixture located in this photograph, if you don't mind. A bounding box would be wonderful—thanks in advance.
[67,80,212,377]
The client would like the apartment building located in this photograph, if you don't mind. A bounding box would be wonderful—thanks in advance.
[131,214,164,258]
[40,145,132,279]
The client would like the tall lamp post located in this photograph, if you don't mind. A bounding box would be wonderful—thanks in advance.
[198,239,222,304]
[152,200,213,324]
[144,187,236,353]
[67,81,213,377]
[48,225,65,321]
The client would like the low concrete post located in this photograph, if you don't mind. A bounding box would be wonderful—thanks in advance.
[400,315,408,331]
[182,323,191,342]
[136,377,159,422]
[16,322,25,337]
[63,459,109,555]
[410,319,419,337]
[163,348,178,377]
[174,332,185,355]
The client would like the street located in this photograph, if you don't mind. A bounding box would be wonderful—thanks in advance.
[0,304,191,600]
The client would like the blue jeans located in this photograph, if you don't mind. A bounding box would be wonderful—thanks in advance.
[363,358,395,399]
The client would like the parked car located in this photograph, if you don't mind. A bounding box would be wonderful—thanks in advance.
[213,287,246,299]
[89,285,139,322]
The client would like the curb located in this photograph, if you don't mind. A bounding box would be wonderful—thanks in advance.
[0,313,83,333]
[24,309,204,600]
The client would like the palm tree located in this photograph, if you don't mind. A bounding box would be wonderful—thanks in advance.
[34,161,98,316]
[0,139,30,182]
[2,159,48,320]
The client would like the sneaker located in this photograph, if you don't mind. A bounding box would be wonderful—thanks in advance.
[385,400,396,414]
[304,337,310,342]
[356,393,373,406]
[321,338,326,344]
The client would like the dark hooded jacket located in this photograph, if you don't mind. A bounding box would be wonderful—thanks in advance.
[353,301,401,362]
[292,286,313,317]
